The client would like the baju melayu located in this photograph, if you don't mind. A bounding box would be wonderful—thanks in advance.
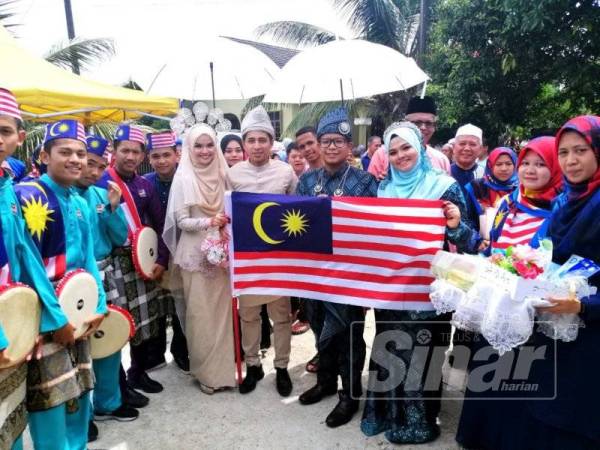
[15,173,107,450]
[296,163,378,398]
[142,170,188,366]
[75,184,128,416]
[100,168,171,381]
[227,159,297,370]
[0,170,68,450]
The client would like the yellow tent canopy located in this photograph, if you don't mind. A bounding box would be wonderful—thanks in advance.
[0,26,178,124]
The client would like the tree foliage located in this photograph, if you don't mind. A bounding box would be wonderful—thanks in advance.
[427,0,600,145]
[44,37,115,72]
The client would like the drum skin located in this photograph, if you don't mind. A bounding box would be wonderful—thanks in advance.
[55,269,99,339]
[132,226,158,280]
[90,304,135,359]
[0,283,41,369]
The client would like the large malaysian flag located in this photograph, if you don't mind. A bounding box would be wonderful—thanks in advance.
[226,192,446,310]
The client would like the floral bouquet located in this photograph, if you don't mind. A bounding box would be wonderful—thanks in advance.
[200,235,229,268]
[489,243,549,279]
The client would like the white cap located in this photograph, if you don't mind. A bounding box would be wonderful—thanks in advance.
[455,123,483,143]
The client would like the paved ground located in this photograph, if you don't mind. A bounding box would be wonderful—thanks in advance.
[24,312,465,449]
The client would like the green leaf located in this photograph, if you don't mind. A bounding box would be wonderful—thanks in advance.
[254,21,337,47]
[44,37,115,72]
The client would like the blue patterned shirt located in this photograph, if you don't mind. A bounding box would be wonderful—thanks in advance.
[296,163,378,198]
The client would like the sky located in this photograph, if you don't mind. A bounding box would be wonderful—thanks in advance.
[9,0,355,87]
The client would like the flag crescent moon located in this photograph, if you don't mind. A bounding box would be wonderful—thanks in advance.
[49,122,63,137]
[252,202,284,245]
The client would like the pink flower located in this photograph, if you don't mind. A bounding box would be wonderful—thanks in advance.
[514,260,541,279]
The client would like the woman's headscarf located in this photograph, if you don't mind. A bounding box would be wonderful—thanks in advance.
[163,124,229,256]
[484,147,518,191]
[547,115,600,258]
[488,138,562,251]
[517,136,563,209]
[555,115,600,202]
[466,147,518,214]
[378,121,455,200]
[220,133,245,159]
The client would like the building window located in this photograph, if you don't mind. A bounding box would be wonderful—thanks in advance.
[268,111,282,140]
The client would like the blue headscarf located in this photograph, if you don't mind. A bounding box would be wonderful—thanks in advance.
[378,122,455,200]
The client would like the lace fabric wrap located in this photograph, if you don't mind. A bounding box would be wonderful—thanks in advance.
[429,251,594,354]
[534,276,592,341]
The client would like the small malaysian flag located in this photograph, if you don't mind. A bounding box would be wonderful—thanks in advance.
[227,192,446,311]
[0,88,21,121]
[114,124,145,145]
[146,131,176,150]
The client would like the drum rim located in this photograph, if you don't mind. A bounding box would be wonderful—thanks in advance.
[107,304,136,338]
[131,225,158,281]
[55,268,90,295]
[55,269,98,339]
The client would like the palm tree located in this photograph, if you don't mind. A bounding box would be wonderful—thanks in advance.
[44,37,115,72]
[0,0,18,30]
[253,0,423,137]
[255,0,420,53]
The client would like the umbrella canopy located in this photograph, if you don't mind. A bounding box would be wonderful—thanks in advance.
[264,39,429,104]
[0,26,178,124]
[133,37,281,102]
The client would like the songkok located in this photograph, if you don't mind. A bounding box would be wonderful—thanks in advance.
[455,123,483,143]
[114,124,145,145]
[86,135,109,158]
[317,107,352,139]
[406,96,437,116]
[241,106,275,140]
[43,120,86,145]
[146,131,176,151]
[0,88,21,121]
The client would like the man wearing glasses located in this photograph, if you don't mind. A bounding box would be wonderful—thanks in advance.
[368,96,451,179]
[296,107,378,429]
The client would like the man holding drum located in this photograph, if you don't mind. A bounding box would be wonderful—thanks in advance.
[0,88,75,450]
[14,118,108,450]
[143,131,189,374]
[101,124,170,394]
[75,135,140,439]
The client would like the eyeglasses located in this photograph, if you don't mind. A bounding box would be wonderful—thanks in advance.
[320,138,347,148]
[410,120,436,129]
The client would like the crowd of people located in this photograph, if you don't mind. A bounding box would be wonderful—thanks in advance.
[0,84,599,450]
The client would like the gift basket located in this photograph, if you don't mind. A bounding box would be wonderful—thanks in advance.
[429,241,599,354]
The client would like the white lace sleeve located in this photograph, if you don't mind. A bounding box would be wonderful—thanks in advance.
[176,208,212,232]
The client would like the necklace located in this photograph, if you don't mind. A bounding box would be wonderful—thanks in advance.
[313,165,351,197]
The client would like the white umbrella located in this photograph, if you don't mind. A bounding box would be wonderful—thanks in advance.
[264,39,429,104]
[132,37,281,103]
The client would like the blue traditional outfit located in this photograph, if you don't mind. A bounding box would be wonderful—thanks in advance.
[142,132,188,372]
[0,167,68,450]
[523,116,600,449]
[98,124,170,384]
[456,136,564,450]
[360,122,475,445]
[15,120,107,450]
[296,107,378,427]
[77,136,129,417]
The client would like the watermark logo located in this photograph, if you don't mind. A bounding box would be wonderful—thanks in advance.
[350,320,557,401]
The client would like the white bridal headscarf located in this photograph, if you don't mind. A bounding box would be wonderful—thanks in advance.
[162,124,230,259]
